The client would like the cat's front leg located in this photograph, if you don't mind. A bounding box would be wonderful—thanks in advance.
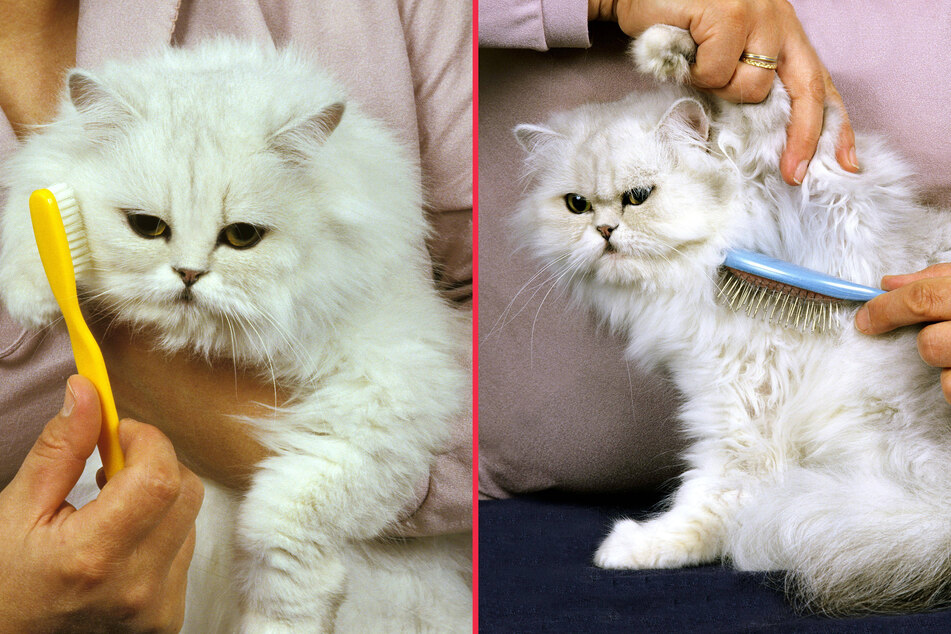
[234,428,436,632]
[0,199,61,329]
[594,471,744,569]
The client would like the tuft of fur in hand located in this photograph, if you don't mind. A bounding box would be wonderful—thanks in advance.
[630,24,697,83]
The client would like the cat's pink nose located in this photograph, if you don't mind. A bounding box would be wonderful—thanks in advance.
[597,224,617,240]
[174,267,206,287]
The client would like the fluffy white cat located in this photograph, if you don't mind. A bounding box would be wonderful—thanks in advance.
[0,40,470,632]
[514,25,951,615]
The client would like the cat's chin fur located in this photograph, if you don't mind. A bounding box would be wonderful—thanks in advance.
[0,39,470,632]
[516,25,951,615]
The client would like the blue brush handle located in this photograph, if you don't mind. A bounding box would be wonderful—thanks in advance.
[723,249,885,302]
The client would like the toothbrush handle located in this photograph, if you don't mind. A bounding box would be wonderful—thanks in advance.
[29,190,124,480]
[64,312,124,480]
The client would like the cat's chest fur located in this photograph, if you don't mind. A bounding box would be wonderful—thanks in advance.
[653,309,947,478]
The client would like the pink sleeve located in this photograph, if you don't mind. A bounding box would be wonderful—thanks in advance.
[395,0,473,536]
[479,0,590,50]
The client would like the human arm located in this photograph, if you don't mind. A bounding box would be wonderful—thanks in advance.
[590,0,858,186]
[93,323,277,492]
[855,264,951,403]
[0,375,202,632]
[479,0,591,50]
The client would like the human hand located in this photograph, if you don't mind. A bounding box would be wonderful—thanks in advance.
[90,321,277,491]
[0,376,203,633]
[855,264,951,403]
[589,0,859,186]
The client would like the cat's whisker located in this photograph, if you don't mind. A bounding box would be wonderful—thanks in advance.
[482,253,572,343]
[552,258,586,305]
[529,257,586,368]
[238,311,280,406]
[221,309,240,385]
[242,304,319,389]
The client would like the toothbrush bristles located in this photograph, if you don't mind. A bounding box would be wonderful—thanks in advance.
[47,183,91,277]
[718,267,843,334]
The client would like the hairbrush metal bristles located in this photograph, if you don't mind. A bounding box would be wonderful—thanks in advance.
[718,268,841,333]
[717,249,885,334]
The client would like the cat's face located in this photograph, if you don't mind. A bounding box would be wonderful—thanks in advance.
[515,94,738,289]
[5,41,423,365]
[75,137,309,348]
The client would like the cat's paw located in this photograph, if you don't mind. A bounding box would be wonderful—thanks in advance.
[594,519,710,569]
[0,271,60,330]
[629,25,697,83]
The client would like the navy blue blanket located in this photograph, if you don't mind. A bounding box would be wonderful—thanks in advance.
[479,493,951,632]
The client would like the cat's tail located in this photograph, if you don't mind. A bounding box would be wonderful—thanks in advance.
[727,468,951,615]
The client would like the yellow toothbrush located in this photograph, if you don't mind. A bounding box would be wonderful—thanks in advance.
[29,184,123,479]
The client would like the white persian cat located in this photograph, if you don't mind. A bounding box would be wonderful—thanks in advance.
[514,25,951,615]
[0,40,470,632]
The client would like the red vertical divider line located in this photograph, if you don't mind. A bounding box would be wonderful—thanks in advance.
[471,0,480,632]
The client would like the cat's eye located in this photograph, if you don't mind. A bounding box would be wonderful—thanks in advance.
[125,212,170,239]
[564,194,592,214]
[623,186,654,207]
[219,223,266,249]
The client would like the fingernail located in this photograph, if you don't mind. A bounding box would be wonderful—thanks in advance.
[62,378,76,417]
[855,305,870,333]
[793,160,809,185]
[848,146,859,170]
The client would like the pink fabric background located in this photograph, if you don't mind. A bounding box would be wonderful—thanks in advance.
[0,0,472,534]
[478,1,951,497]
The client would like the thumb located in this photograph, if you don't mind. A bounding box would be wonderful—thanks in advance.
[882,263,951,291]
[10,375,102,519]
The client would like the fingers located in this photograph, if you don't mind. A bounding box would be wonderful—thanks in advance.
[139,462,203,573]
[11,376,102,520]
[709,25,780,104]
[711,58,776,104]
[920,325,951,406]
[691,17,747,91]
[856,276,951,335]
[826,80,859,173]
[942,369,951,404]
[881,263,951,291]
[84,420,203,556]
[918,321,951,368]
[858,266,951,405]
[775,37,825,185]
[158,525,197,633]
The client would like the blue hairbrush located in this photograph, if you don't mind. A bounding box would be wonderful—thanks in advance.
[719,248,884,332]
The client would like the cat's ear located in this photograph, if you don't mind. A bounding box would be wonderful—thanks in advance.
[514,123,562,154]
[268,102,346,167]
[657,97,710,145]
[67,70,139,137]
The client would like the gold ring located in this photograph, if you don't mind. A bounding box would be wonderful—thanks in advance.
[740,53,778,70]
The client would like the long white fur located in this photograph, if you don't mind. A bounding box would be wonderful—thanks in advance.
[514,25,951,615]
[0,40,470,632]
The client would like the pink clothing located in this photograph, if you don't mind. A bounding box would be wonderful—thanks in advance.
[478,0,589,49]
[0,0,472,534]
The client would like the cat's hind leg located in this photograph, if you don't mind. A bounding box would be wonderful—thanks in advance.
[594,470,745,569]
